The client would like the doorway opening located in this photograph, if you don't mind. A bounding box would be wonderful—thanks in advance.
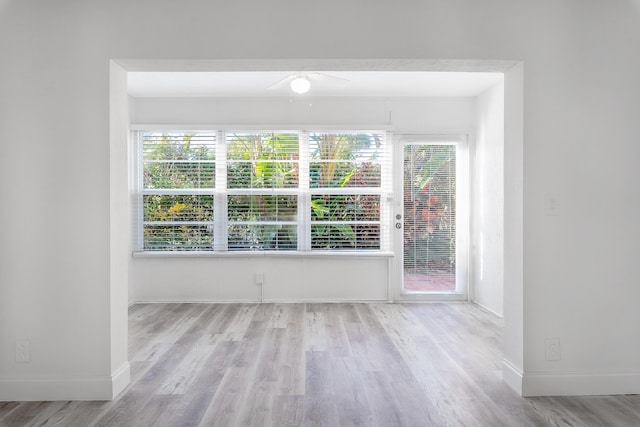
[395,135,470,300]
[111,58,524,393]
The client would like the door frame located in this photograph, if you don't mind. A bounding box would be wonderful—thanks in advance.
[392,133,471,301]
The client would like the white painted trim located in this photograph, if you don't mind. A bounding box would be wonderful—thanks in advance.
[114,58,518,73]
[130,123,395,131]
[502,61,524,387]
[502,359,523,396]
[111,362,131,399]
[0,363,131,401]
[502,360,640,397]
[133,299,390,304]
[386,258,393,302]
[392,133,471,302]
[109,60,132,402]
[395,292,468,302]
[395,132,473,143]
[522,371,640,397]
[472,300,504,318]
[132,251,394,258]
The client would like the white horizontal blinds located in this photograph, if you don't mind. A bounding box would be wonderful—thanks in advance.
[309,133,383,188]
[309,132,388,250]
[141,131,216,251]
[143,132,216,189]
[403,143,456,277]
[137,129,390,253]
[226,132,299,250]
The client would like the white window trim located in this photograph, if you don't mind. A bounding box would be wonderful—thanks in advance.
[133,127,392,256]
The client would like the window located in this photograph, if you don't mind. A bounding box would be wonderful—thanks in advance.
[226,132,299,250]
[140,132,216,251]
[136,130,390,253]
[309,132,384,250]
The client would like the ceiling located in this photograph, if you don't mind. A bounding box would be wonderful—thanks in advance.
[127,71,503,98]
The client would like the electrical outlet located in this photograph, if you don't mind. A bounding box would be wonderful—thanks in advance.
[545,338,561,361]
[545,193,560,216]
[255,272,264,285]
[15,340,31,363]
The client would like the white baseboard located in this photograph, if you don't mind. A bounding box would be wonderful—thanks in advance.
[111,362,131,399]
[472,300,504,318]
[522,371,640,396]
[0,362,130,402]
[502,360,640,397]
[502,359,523,395]
[132,298,389,304]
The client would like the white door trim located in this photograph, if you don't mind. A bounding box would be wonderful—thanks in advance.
[392,133,470,302]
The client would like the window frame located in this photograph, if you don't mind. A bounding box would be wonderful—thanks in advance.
[133,127,392,256]
[225,131,301,251]
[137,131,218,252]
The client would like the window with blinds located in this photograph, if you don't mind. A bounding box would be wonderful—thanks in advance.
[136,130,390,253]
[309,132,385,250]
[226,132,299,250]
[141,132,216,251]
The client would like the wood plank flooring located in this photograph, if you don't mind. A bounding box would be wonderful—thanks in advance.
[2,302,640,426]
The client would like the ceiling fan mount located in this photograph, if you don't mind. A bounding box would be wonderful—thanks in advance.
[267,72,350,94]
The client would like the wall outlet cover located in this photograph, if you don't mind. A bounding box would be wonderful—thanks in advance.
[15,340,31,363]
[545,193,560,216]
[545,337,561,361]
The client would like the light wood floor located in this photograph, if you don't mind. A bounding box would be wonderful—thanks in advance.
[2,303,640,426]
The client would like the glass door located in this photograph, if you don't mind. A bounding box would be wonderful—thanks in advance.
[394,136,468,300]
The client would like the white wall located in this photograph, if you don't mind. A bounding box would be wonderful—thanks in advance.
[133,255,390,302]
[1,0,639,400]
[131,96,476,130]
[502,63,525,394]
[130,96,476,303]
[108,62,131,396]
[473,82,505,316]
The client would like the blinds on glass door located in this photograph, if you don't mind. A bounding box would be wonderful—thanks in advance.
[403,144,456,274]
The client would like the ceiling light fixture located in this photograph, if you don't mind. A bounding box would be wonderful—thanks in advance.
[290,76,312,94]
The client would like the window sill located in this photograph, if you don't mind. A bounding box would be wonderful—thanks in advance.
[132,250,394,259]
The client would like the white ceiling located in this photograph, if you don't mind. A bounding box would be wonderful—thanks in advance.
[127,71,503,98]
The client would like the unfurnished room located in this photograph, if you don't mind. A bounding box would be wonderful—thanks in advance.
[1,1,640,426]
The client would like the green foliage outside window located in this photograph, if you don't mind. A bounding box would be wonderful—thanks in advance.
[227,132,299,189]
[142,132,216,251]
[140,131,385,251]
[403,145,456,271]
[226,133,299,250]
[309,133,382,250]
[311,193,380,249]
[227,194,297,250]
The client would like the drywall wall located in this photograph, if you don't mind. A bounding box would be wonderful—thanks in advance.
[108,61,131,395]
[473,82,505,316]
[1,0,639,400]
[129,95,476,302]
[131,96,476,130]
[502,62,525,394]
[133,255,390,302]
